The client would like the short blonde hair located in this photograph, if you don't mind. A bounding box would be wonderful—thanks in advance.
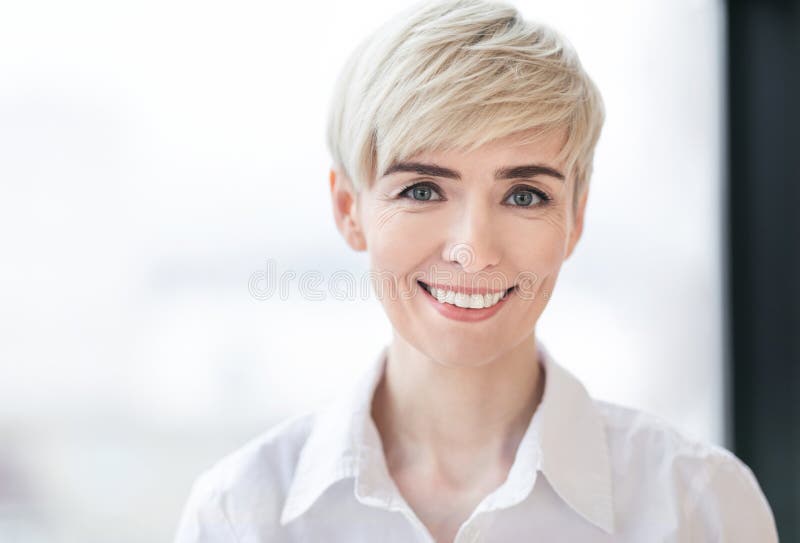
[326,0,604,211]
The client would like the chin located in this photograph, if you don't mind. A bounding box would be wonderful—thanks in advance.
[420,337,512,369]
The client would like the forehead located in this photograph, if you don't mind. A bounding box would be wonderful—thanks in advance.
[395,127,569,176]
[378,139,569,197]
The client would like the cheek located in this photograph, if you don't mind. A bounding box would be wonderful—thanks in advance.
[503,218,568,280]
[365,206,441,275]
[364,202,569,283]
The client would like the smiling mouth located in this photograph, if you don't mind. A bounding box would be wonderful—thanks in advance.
[417,280,516,300]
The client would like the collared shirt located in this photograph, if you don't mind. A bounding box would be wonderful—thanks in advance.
[174,340,778,542]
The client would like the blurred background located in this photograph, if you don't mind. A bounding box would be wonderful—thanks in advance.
[0,0,796,541]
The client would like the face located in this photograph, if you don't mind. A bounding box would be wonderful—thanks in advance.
[330,128,588,368]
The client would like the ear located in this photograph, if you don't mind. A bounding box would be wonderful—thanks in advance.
[329,167,367,252]
[564,185,589,261]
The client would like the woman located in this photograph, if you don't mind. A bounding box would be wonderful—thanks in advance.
[175,0,778,541]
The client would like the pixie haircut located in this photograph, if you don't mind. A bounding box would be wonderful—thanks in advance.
[326,0,604,212]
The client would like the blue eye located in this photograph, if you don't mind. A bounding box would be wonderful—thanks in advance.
[504,186,551,207]
[398,182,444,202]
[397,182,552,207]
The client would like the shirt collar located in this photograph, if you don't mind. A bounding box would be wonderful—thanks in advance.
[280,339,615,534]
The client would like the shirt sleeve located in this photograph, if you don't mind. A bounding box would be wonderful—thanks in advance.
[173,471,240,543]
[684,451,779,543]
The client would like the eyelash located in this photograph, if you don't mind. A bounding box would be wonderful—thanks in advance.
[396,181,552,208]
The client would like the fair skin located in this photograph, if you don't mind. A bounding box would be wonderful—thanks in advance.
[329,128,588,543]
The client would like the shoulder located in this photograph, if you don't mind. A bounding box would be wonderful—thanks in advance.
[174,410,316,542]
[594,400,778,542]
[595,399,717,462]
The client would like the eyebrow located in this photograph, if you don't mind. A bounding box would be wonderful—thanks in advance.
[382,161,565,182]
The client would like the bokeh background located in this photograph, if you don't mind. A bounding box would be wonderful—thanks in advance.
[1,0,797,541]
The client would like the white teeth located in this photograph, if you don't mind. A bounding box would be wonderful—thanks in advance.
[453,292,470,308]
[424,283,509,309]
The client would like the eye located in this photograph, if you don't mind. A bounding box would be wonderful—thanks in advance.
[397,181,444,202]
[504,185,552,208]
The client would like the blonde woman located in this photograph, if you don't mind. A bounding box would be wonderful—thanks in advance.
[174,1,778,541]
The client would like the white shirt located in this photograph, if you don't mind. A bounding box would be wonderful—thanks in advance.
[174,340,778,542]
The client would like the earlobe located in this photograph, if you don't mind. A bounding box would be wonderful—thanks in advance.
[565,187,589,260]
[329,167,367,252]
[350,227,367,252]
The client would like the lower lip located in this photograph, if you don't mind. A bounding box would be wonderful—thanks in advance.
[420,282,514,322]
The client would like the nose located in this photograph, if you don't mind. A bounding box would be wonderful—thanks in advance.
[442,196,501,274]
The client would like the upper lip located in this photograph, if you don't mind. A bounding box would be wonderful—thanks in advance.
[418,280,514,296]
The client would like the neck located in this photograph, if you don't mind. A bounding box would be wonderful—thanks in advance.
[371,332,545,485]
